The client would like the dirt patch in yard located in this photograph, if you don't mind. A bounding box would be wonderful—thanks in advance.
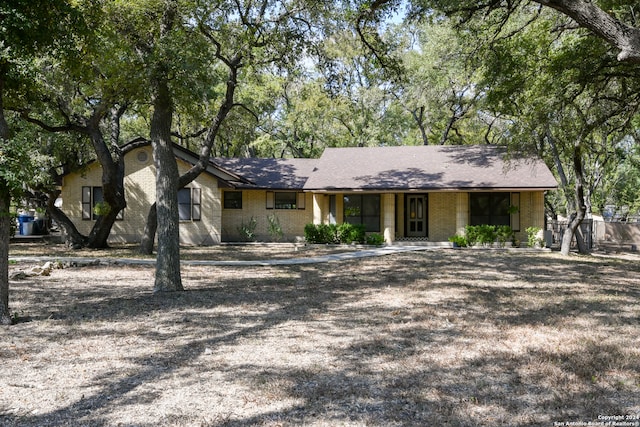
[2,250,639,426]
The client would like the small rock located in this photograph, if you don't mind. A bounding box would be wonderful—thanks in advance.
[28,266,44,276]
[9,271,27,280]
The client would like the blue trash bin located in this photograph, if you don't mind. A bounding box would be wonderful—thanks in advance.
[18,214,34,236]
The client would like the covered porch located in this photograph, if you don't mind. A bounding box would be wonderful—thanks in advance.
[310,191,545,245]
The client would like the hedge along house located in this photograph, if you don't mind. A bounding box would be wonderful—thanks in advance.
[59,143,557,245]
[302,145,558,245]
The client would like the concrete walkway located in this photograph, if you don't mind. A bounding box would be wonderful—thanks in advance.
[9,245,436,267]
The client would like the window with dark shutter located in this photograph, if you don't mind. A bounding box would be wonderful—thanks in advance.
[178,188,202,221]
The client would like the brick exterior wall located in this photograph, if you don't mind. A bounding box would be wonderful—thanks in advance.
[426,191,547,242]
[516,191,545,243]
[428,193,459,241]
[60,146,221,245]
[221,190,313,242]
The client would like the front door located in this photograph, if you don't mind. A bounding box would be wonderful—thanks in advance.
[406,195,427,237]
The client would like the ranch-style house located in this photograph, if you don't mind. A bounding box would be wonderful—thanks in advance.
[59,144,558,245]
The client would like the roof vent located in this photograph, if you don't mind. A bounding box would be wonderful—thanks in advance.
[136,150,149,164]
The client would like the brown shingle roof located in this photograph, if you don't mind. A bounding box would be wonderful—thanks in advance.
[213,157,317,190]
[303,145,557,191]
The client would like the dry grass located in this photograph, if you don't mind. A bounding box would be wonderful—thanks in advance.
[2,248,639,426]
[8,242,362,261]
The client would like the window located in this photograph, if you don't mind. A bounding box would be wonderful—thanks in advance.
[178,188,201,221]
[224,191,242,209]
[82,186,98,220]
[266,192,305,210]
[275,192,296,209]
[469,193,510,226]
[82,186,123,220]
[343,194,380,232]
[329,195,337,224]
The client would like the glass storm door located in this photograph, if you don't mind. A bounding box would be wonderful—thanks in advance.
[406,195,427,237]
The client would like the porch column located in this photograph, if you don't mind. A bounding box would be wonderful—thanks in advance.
[312,193,324,225]
[456,192,469,235]
[382,193,395,245]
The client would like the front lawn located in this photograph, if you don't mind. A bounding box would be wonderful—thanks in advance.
[1,250,639,426]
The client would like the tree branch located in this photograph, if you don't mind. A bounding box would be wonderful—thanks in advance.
[18,111,83,134]
[536,0,640,62]
[171,128,208,139]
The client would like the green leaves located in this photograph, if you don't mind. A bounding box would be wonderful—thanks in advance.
[0,130,55,198]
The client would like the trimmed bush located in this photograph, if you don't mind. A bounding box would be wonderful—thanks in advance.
[464,225,480,246]
[304,223,365,244]
[304,223,338,244]
[448,234,468,247]
[337,223,365,244]
[464,224,514,247]
[366,233,385,246]
[496,225,514,248]
[526,226,543,248]
[303,223,320,243]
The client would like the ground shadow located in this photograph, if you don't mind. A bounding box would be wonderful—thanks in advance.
[2,250,639,426]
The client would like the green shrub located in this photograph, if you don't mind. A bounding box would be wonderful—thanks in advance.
[321,224,339,244]
[448,234,468,247]
[365,233,385,246]
[526,226,543,248]
[337,223,365,244]
[496,225,514,248]
[477,224,497,246]
[304,223,339,244]
[464,225,480,246]
[465,224,497,246]
[237,216,258,241]
[304,223,366,244]
[267,213,283,241]
[303,223,320,243]
[464,224,512,247]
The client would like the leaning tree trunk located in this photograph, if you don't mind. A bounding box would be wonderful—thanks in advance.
[409,106,429,146]
[139,202,157,255]
[85,168,126,249]
[47,190,87,248]
[85,124,127,249]
[560,140,588,256]
[22,106,128,249]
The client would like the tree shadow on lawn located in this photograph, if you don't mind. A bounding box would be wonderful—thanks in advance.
[2,251,639,426]
[212,354,634,427]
